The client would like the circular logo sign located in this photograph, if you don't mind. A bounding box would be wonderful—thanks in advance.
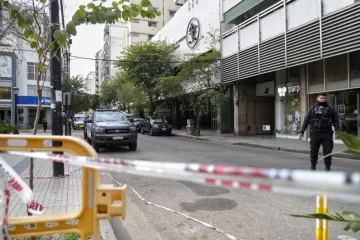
[186,18,200,49]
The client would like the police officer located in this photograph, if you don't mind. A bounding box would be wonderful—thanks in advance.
[299,93,340,171]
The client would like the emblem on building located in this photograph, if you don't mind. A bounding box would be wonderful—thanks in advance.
[186,18,200,49]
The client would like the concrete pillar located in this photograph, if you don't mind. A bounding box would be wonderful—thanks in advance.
[299,64,308,141]
[233,82,239,135]
[275,70,287,137]
[23,107,29,129]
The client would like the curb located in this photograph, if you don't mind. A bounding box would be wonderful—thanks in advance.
[172,133,360,160]
[100,220,118,240]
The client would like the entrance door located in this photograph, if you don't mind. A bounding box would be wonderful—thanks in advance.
[246,100,257,135]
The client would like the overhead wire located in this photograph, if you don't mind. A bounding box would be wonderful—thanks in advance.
[69,54,222,64]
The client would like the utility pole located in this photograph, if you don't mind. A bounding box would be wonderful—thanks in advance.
[50,0,64,177]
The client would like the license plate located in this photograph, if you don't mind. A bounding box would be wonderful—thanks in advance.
[162,128,166,131]
[113,136,123,140]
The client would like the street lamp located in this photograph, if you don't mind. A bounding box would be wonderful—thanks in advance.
[12,86,19,134]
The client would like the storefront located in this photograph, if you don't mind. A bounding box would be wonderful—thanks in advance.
[16,96,51,129]
[307,50,360,138]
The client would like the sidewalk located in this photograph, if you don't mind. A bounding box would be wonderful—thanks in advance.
[2,132,116,239]
[171,129,359,160]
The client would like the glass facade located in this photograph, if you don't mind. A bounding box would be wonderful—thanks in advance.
[275,67,301,138]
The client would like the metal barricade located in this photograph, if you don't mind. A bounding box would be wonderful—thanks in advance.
[0,135,126,239]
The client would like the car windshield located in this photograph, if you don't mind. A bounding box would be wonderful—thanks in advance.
[151,118,165,123]
[134,118,144,122]
[95,112,127,122]
[74,117,84,121]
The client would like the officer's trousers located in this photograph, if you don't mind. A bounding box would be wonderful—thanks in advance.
[310,136,333,166]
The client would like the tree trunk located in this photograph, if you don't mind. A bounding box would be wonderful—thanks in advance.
[196,114,201,136]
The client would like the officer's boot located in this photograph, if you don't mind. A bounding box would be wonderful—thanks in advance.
[325,165,331,171]
[311,164,316,171]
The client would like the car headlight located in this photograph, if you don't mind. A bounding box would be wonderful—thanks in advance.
[95,126,105,133]
[129,126,137,132]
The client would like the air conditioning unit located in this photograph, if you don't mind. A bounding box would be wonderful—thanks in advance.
[174,0,186,6]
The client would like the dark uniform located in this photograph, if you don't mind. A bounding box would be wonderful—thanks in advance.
[300,102,340,170]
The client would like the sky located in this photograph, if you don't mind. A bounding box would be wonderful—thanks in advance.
[65,0,107,78]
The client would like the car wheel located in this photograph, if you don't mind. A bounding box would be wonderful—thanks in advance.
[141,127,145,134]
[149,128,154,136]
[167,132,172,136]
[129,143,137,151]
[92,137,100,152]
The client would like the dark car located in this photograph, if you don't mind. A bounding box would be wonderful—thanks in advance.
[141,116,172,136]
[133,117,145,132]
[84,110,138,152]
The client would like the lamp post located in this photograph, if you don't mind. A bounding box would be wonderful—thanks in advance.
[12,86,19,134]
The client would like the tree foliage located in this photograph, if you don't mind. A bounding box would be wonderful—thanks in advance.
[157,50,224,135]
[62,75,95,116]
[115,41,174,114]
[100,72,145,113]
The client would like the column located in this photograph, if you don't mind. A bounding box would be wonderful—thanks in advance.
[299,64,308,141]
[233,82,239,135]
[23,107,29,129]
[275,69,287,137]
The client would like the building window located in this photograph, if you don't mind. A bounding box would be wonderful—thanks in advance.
[148,21,157,27]
[325,54,348,91]
[27,86,51,97]
[27,62,50,81]
[0,87,11,100]
[131,18,139,23]
[148,34,154,40]
[308,60,324,93]
[275,67,301,139]
[350,51,360,88]
[27,62,36,80]
[169,10,176,18]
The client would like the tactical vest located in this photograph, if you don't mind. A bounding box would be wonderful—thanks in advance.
[310,105,332,129]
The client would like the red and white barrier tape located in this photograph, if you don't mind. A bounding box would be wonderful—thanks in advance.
[4,151,360,202]
[0,168,10,240]
[0,158,44,216]
[102,173,241,240]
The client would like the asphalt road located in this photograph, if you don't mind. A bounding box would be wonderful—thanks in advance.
[74,131,360,240]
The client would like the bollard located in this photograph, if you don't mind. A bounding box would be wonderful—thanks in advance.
[316,195,328,240]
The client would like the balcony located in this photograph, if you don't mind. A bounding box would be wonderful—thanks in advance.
[221,0,360,83]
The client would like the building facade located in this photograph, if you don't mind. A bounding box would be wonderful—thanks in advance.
[152,0,222,130]
[85,71,96,95]
[99,0,179,82]
[221,0,360,139]
[95,50,102,94]
[0,47,52,129]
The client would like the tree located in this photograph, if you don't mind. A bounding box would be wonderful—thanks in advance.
[157,50,225,136]
[1,0,160,219]
[62,75,93,116]
[100,72,145,113]
[115,41,174,114]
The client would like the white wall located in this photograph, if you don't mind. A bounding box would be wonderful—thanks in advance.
[152,0,220,58]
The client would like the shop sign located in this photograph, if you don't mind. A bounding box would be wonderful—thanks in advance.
[17,96,51,106]
[277,85,300,96]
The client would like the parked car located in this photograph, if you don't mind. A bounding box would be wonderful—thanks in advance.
[133,117,145,132]
[84,109,138,152]
[141,116,172,136]
[73,114,85,130]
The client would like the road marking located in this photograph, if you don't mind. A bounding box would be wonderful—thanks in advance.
[338,235,358,240]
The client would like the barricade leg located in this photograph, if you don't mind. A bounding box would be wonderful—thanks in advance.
[316,195,328,240]
[0,135,126,239]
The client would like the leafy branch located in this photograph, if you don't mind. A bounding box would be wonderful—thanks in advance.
[291,211,360,232]
[291,132,360,233]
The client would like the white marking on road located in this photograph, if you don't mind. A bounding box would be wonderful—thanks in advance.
[338,235,358,240]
